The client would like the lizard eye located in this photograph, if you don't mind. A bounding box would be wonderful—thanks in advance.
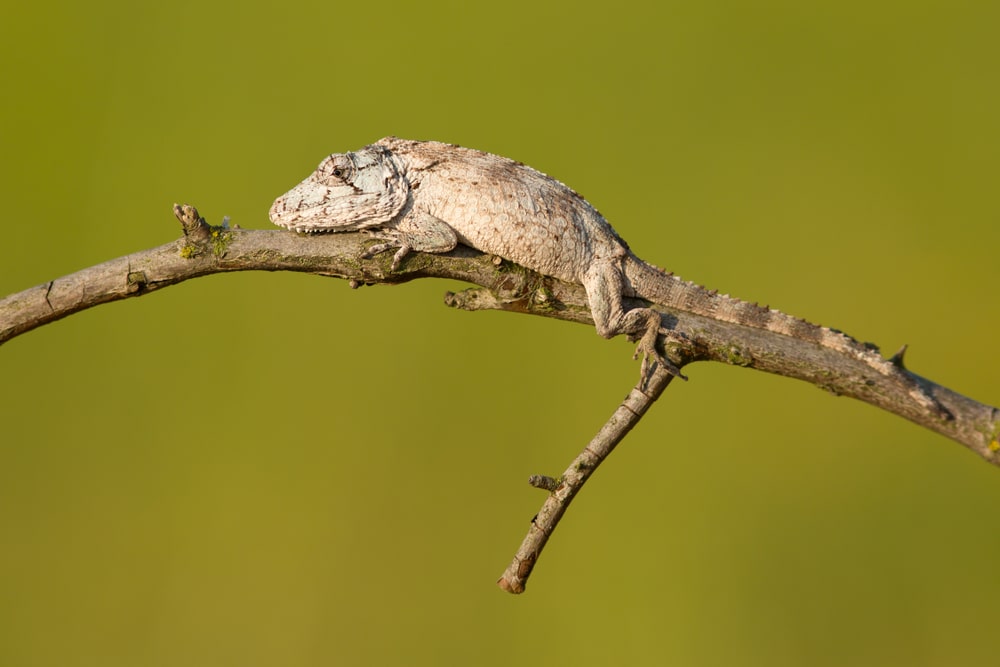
[320,156,354,184]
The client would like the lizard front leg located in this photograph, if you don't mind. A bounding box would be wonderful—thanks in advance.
[363,211,459,271]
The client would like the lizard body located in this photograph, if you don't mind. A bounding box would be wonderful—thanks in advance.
[269,137,940,412]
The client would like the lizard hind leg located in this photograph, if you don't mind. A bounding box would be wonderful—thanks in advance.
[627,308,687,381]
[582,262,687,380]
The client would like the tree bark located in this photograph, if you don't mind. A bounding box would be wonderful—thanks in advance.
[2,205,997,467]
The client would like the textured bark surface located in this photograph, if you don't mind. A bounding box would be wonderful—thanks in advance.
[270,138,951,415]
[1,205,998,467]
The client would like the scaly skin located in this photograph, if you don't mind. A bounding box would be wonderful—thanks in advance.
[269,137,678,375]
[269,137,943,412]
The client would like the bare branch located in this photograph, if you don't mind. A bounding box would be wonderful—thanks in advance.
[3,204,997,595]
[1,205,997,467]
[498,364,677,593]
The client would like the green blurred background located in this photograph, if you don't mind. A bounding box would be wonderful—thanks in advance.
[2,1,998,665]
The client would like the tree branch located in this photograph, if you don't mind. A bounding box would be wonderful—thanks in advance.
[3,204,997,594]
[497,363,676,593]
[2,205,998,467]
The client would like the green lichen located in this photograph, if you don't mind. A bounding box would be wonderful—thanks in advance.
[974,420,1000,453]
[210,228,234,257]
[178,223,233,260]
[724,344,753,367]
[491,256,537,283]
[531,284,558,312]
[483,256,552,307]
[989,422,1000,453]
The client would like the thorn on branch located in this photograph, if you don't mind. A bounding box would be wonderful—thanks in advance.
[890,344,909,368]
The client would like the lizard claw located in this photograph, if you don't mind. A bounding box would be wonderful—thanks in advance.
[362,241,412,272]
[635,346,687,381]
[632,321,687,381]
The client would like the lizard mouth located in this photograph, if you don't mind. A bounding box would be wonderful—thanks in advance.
[268,198,316,232]
[268,197,291,227]
[268,200,341,234]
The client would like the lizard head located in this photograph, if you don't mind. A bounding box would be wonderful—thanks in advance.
[269,144,409,233]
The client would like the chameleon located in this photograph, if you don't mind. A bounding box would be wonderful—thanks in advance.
[269,137,943,413]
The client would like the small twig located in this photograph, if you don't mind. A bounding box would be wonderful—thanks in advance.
[497,364,676,594]
[527,475,560,492]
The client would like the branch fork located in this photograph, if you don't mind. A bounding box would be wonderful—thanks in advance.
[1,204,997,595]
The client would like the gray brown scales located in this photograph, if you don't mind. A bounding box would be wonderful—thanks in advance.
[269,137,941,413]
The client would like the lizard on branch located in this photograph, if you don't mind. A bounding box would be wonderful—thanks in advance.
[268,137,946,417]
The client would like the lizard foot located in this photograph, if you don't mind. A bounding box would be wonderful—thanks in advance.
[361,242,411,272]
[629,311,687,381]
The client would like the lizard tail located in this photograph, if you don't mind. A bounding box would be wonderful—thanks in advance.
[627,259,947,418]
